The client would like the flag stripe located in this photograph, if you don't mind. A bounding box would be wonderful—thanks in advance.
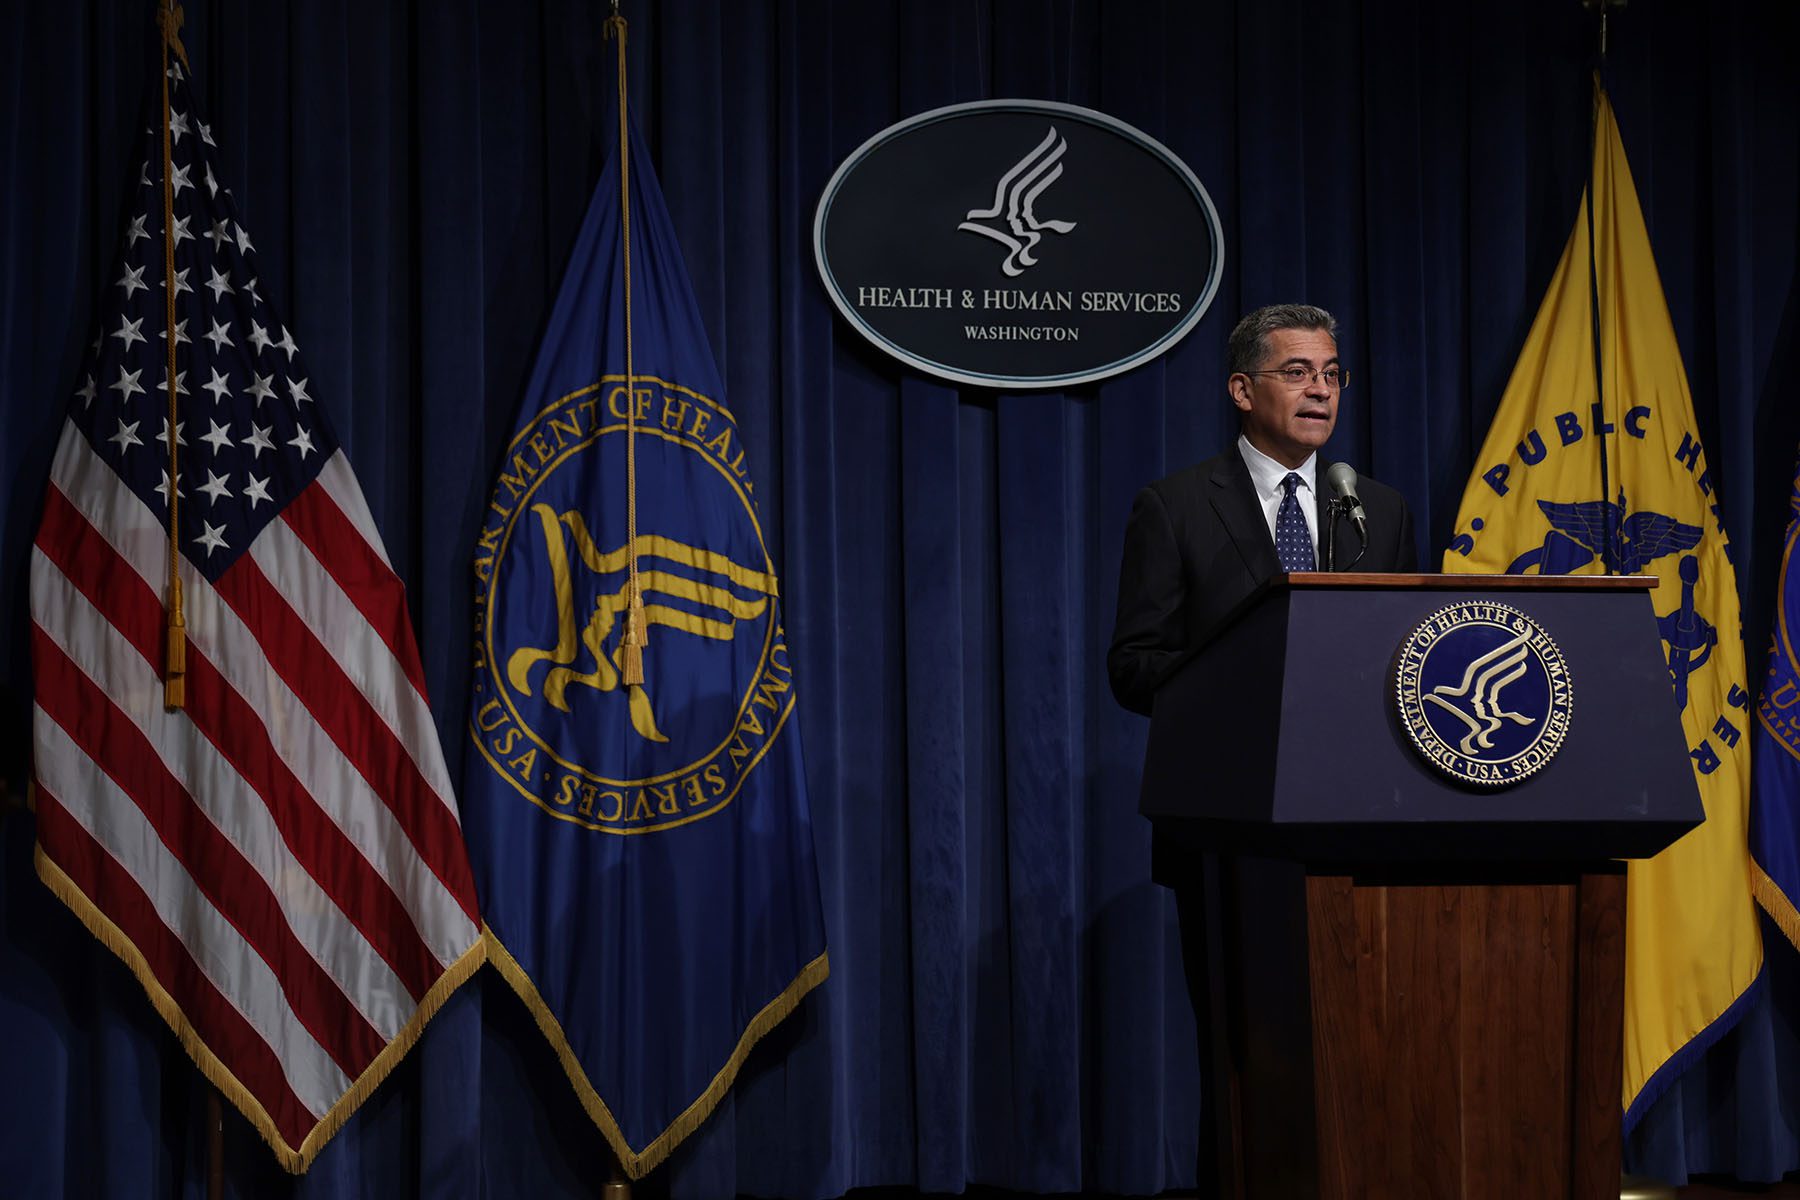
[252,505,458,809]
[45,434,480,960]
[31,723,348,1117]
[34,792,322,1148]
[33,629,387,1077]
[34,481,451,1001]
[278,476,429,700]
[209,551,481,921]
[30,536,423,1030]
[315,452,394,570]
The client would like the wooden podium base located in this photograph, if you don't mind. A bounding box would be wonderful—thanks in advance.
[1201,856,1626,1200]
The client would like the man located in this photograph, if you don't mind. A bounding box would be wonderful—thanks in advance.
[1108,303,1417,718]
[1106,303,1416,1189]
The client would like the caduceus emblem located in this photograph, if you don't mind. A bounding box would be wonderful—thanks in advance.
[504,502,775,743]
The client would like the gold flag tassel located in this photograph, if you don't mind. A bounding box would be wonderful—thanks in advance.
[158,0,191,709]
[605,5,647,688]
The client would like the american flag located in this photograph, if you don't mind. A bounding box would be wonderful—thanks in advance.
[28,56,483,1170]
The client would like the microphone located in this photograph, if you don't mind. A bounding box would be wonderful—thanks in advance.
[1325,462,1368,542]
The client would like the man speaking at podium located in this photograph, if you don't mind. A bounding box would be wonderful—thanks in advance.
[1106,303,1416,1183]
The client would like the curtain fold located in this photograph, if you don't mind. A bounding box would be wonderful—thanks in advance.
[4,1,1800,1194]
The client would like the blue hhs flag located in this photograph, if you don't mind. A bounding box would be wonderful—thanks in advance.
[1753,449,1800,951]
[465,123,827,1176]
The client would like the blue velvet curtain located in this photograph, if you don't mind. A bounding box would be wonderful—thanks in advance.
[3,1,1799,1195]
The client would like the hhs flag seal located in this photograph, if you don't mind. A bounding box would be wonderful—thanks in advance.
[471,375,790,833]
[1393,601,1574,787]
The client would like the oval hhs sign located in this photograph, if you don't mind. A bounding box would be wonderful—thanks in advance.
[813,100,1224,390]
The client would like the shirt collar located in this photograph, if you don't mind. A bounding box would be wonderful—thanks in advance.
[1236,434,1318,499]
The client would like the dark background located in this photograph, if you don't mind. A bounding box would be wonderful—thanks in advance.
[3,1,1799,1195]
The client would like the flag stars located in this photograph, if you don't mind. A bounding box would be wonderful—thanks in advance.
[244,422,274,458]
[198,119,214,147]
[112,315,146,352]
[203,319,234,353]
[288,426,316,459]
[76,373,97,407]
[158,318,190,347]
[207,219,234,251]
[194,521,229,557]
[126,214,149,247]
[201,419,234,454]
[203,163,218,198]
[170,214,193,245]
[157,368,187,396]
[110,366,145,402]
[154,470,184,509]
[205,266,234,302]
[169,161,193,196]
[165,267,192,296]
[156,417,187,449]
[117,264,148,299]
[234,224,254,256]
[247,322,272,355]
[246,372,276,407]
[275,327,298,360]
[108,418,143,454]
[202,368,232,405]
[168,109,189,144]
[197,470,233,507]
[243,473,272,508]
[287,376,311,405]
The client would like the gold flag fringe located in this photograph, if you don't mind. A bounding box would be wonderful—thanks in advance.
[1752,863,1800,953]
[35,843,487,1172]
[483,925,829,1179]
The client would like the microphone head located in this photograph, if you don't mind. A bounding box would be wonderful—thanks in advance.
[1325,461,1360,500]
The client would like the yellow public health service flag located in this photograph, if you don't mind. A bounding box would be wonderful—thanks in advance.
[1444,85,1762,1125]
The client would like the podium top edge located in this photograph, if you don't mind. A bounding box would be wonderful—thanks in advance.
[1276,572,1658,591]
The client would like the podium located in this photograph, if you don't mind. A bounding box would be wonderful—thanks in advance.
[1139,573,1701,1200]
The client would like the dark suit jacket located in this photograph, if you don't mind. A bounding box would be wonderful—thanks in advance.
[1106,447,1418,882]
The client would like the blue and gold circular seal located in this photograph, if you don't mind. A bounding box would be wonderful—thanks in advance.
[469,374,795,835]
[1392,600,1573,787]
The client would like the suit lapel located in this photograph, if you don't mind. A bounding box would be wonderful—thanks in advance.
[1209,450,1282,580]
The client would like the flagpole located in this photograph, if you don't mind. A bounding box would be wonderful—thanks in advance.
[1581,3,1619,573]
[1574,19,1688,1200]
[155,7,222,1189]
[596,18,639,1191]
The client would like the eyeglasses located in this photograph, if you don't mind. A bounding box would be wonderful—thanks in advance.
[1243,365,1349,391]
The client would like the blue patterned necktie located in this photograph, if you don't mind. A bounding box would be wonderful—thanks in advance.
[1275,472,1316,571]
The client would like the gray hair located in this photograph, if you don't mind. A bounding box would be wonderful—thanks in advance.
[1226,304,1338,375]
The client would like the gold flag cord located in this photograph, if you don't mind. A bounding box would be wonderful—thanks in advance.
[604,7,647,688]
[158,0,190,709]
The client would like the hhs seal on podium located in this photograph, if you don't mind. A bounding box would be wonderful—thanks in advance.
[1393,601,1574,786]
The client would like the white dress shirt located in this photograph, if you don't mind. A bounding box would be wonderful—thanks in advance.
[1237,434,1319,559]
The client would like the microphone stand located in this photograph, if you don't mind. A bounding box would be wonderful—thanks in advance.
[1325,498,1369,572]
[1325,498,1341,572]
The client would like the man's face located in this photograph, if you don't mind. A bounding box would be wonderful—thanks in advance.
[1228,327,1340,469]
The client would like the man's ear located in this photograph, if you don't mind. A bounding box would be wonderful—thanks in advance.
[1228,375,1252,412]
